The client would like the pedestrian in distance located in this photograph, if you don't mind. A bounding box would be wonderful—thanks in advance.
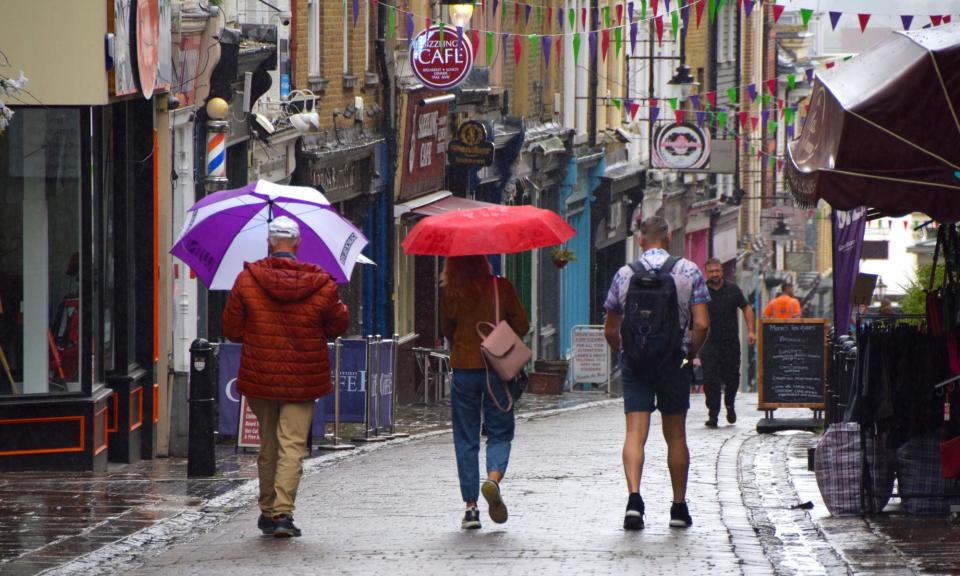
[695,258,756,428]
[222,216,349,538]
[763,282,801,319]
[440,255,529,530]
[603,216,710,531]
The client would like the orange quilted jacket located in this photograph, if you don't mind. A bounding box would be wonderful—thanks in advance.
[222,256,349,402]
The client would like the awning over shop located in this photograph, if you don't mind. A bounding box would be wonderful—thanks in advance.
[394,191,496,218]
[601,161,645,195]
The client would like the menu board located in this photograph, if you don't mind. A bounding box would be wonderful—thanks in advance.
[758,319,827,409]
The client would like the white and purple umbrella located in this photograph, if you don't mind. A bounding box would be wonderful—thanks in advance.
[170,180,369,290]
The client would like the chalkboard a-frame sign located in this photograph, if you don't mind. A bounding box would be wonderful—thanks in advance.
[758,318,827,410]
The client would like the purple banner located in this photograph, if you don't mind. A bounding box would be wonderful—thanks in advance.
[323,339,368,423]
[378,340,396,428]
[831,208,867,333]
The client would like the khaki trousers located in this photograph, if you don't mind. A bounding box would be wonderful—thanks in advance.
[248,398,315,517]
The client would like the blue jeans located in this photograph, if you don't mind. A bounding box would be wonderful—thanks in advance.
[451,369,515,503]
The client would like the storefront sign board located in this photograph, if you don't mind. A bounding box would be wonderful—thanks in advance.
[449,120,494,166]
[652,123,710,170]
[571,326,609,384]
[409,25,474,90]
[758,319,827,410]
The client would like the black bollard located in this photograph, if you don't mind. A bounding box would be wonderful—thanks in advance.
[188,339,216,477]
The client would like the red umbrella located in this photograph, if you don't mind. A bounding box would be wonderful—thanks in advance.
[401,205,576,256]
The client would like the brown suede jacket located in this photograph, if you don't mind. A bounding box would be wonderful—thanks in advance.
[441,276,530,370]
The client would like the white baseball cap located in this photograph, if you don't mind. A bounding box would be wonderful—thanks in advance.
[268,216,300,239]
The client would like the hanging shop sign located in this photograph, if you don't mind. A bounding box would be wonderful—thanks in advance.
[449,120,494,166]
[409,25,474,91]
[136,0,160,99]
[398,91,449,201]
[652,122,711,170]
[113,0,138,95]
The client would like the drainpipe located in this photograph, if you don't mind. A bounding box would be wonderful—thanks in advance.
[376,0,397,335]
[588,0,599,148]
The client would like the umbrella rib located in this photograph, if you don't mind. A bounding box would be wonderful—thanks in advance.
[846,109,960,171]
[929,52,960,143]
[826,168,960,190]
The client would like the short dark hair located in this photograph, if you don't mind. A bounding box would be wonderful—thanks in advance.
[782,282,794,290]
[705,257,722,267]
[638,216,670,240]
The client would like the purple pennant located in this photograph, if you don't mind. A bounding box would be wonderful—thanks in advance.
[901,15,914,30]
[630,22,638,54]
[681,4,689,32]
[493,0,499,16]
[689,94,699,110]
[829,11,842,30]
[457,25,463,47]
[543,35,551,66]
[744,0,754,18]
[747,83,757,101]
[628,1,634,22]
[589,31,597,61]
[786,125,795,140]
[742,138,749,154]
[806,67,815,82]
[558,6,564,29]
[650,106,660,124]
[525,4,532,24]
[353,0,359,27]
[696,111,705,127]
[664,0,670,13]
[406,12,414,40]
[761,109,769,126]
[502,32,508,60]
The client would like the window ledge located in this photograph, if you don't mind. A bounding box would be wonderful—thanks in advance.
[308,76,329,92]
[342,74,358,89]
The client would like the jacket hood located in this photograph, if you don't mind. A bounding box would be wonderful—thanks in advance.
[246,257,333,302]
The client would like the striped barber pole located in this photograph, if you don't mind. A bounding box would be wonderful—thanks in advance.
[206,130,226,178]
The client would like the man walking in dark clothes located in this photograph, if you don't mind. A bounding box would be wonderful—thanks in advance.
[696,258,755,428]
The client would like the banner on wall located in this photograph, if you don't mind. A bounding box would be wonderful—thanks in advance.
[831,207,867,332]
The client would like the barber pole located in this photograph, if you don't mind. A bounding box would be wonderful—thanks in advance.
[205,120,229,190]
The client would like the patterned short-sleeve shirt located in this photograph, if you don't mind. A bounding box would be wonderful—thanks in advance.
[603,248,711,353]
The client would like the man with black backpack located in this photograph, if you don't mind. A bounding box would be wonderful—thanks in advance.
[603,216,710,531]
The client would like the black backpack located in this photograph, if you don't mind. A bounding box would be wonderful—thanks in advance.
[620,257,682,369]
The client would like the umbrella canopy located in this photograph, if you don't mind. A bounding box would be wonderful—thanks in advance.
[401,205,576,256]
[171,180,368,289]
[786,25,960,221]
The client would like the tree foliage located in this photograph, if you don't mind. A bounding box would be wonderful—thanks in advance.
[900,262,944,315]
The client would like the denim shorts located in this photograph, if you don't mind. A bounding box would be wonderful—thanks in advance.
[621,358,691,414]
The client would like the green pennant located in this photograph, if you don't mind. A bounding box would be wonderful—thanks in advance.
[669,97,679,110]
[615,26,622,55]
[641,0,647,20]
[769,155,777,169]
[603,6,610,27]
[573,32,581,60]
[749,144,756,156]
[762,94,771,108]
[569,8,575,29]
[717,0,725,10]
[768,119,778,136]
[843,55,852,61]
[727,87,737,104]
[671,11,679,39]
[486,31,494,63]
[784,107,795,125]
[439,23,445,43]
[800,8,814,27]
[530,34,538,61]
[612,98,622,110]
[717,111,728,128]
[708,0,717,23]
[787,74,796,91]
[387,6,395,38]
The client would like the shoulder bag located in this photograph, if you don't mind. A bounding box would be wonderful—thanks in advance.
[477,276,531,412]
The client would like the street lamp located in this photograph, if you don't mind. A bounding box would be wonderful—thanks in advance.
[667,64,699,101]
[439,0,475,27]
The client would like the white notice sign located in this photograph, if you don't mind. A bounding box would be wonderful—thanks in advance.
[571,326,609,384]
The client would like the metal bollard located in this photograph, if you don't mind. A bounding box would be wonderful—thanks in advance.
[353,336,387,443]
[188,339,216,477]
[390,334,410,438]
[319,338,355,450]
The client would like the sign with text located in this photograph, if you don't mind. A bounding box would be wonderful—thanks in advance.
[378,340,395,428]
[449,120,494,167]
[409,25,474,90]
[323,339,367,423]
[758,319,827,410]
[398,91,449,200]
[571,326,610,384]
[237,395,261,448]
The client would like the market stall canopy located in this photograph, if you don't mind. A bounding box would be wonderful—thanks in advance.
[787,24,960,221]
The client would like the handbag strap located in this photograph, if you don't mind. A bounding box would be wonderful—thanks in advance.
[931,226,944,290]
[492,275,500,324]
[484,275,513,412]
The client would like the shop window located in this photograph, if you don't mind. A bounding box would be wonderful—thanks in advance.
[308,0,321,79]
[0,109,83,396]
[395,222,416,337]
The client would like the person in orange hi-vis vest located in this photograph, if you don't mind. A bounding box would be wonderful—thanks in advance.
[763,282,802,319]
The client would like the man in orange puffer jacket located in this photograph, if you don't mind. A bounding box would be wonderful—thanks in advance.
[223,216,349,538]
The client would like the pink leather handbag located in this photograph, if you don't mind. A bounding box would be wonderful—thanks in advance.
[477,277,531,411]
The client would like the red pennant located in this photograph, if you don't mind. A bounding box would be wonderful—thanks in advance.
[739,112,748,130]
[655,15,664,46]
[470,29,480,52]
[777,98,784,110]
[426,17,431,30]
[696,0,706,28]
[706,91,716,108]
[674,109,684,124]
[756,148,762,160]
[650,98,658,108]
[617,3,624,24]
[766,78,777,94]
[931,15,943,26]
[750,116,759,131]
[514,34,522,64]
[582,7,587,30]
[773,4,785,23]
[556,36,562,63]
[777,159,784,173]
[514,3,520,24]
[629,101,641,119]
[825,60,835,69]
[601,29,610,61]
[858,13,870,32]
[652,0,659,16]
[944,15,952,24]
[547,6,552,28]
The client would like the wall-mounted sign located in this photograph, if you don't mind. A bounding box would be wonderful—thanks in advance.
[449,120,494,166]
[652,122,710,170]
[155,0,172,90]
[398,90,449,201]
[113,0,138,95]
[136,0,160,99]
[409,25,474,91]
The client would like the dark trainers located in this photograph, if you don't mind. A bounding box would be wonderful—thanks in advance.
[726,406,737,424]
[705,416,718,428]
[272,515,302,538]
[669,502,693,528]
[624,493,645,530]
[257,514,276,535]
[481,478,508,524]
[461,506,481,529]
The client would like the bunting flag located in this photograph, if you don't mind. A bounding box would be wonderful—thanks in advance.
[787,74,796,91]
[515,2,520,24]
[629,100,641,119]
[406,12,413,40]
[696,111,705,127]
[487,31,494,62]
[829,11,842,30]
[944,15,952,24]
[514,34,522,64]
[825,61,835,69]
[547,6,552,28]
[696,0,706,27]
[800,8,814,27]
[784,107,795,125]
[470,29,479,53]
[675,109,684,123]
[773,4,784,23]
[558,5,564,29]
[761,109,769,126]
[652,0,659,16]
[931,15,942,26]
[616,3,623,24]
[655,15,664,45]
[706,92,717,108]
[556,36,562,63]
[739,112,749,130]
[493,0,498,15]
[744,0,753,19]
[543,35,551,66]
[650,106,660,124]
[353,0,359,27]
[664,0,670,13]
[681,3,690,33]
[615,26,622,55]
[709,0,717,23]
[766,78,776,94]
[603,5,610,27]
[777,158,784,173]
[573,32,581,61]
[650,98,658,109]
[601,29,609,61]
[524,3,531,25]
[569,8,575,29]
[717,110,728,129]
[502,32,508,64]
[456,25,463,49]
[769,119,778,136]
[858,13,870,32]
[630,22,638,54]
[746,83,757,101]
[668,97,679,110]
[530,34,538,62]
[762,94,771,107]
[750,116,759,131]
[628,1,634,23]
[388,5,395,38]
[536,5,541,25]
[727,87,737,104]
[689,94,700,110]
[806,67,815,82]
[641,0,647,19]
[671,10,679,39]
[582,7,587,30]
[612,98,622,110]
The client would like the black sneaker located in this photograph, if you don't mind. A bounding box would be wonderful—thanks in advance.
[481,478,508,524]
[726,406,737,424]
[272,515,302,538]
[461,506,481,529]
[705,416,718,428]
[669,502,693,528]
[624,493,645,530]
[257,514,276,535]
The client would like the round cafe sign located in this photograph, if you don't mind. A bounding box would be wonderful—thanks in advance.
[653,122,711,170]
[410,25,474,91]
